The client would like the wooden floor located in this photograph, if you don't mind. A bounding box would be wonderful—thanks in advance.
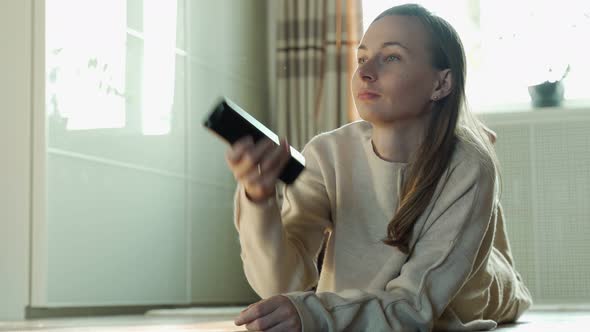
[1,309,589,331]
[495,310,590,331]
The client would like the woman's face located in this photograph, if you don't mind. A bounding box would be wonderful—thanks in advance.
[352,15,439,125]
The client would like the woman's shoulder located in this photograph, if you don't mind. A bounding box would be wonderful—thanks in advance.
[450,126,497,182]
[304,120,371,153]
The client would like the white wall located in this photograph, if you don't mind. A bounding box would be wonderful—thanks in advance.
[185,0,269,304]
[0,0,33,320]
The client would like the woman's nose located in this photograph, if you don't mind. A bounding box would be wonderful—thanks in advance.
[361,72,376,82]
[358,64,377,82]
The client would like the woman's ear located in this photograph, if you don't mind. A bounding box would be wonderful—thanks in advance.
[431,69,452,101]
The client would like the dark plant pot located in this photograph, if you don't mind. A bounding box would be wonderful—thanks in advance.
[528,80,564,108]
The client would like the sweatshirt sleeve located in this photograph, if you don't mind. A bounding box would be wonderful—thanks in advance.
[234,138,332,298]
[284,157,498,332]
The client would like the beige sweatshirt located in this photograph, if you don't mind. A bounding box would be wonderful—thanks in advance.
[234,121,533,331]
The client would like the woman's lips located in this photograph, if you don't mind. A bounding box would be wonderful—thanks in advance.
[357,90,381,100]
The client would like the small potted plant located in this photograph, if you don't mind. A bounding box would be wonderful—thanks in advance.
[527,63,570,108]
[515,3,575,109]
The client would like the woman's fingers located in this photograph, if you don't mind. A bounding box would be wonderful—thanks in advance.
[233,138,275,180]
[244,307,283,331]
[235,298,277,327]
[480,124,497,144]
[225,136,292,202]
[258,138,291,178]
[235,296,301,332]
[245,139,291,197]
[275,138,292,175]
[259,139,291,189]
[225,136,254,165]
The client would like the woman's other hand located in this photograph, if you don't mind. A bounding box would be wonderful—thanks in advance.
[225,136,291,203]
[234,295,302,332]
[481,124,497,144]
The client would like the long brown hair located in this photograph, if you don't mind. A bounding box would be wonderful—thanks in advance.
[376,4,500,254]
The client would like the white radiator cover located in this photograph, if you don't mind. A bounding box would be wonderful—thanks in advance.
[480,107,590,305]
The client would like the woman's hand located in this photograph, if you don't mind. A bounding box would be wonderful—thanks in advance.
[234,295,302,332]
[225,136,291,203]
[480,124,497,144]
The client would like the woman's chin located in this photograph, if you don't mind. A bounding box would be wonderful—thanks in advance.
[357,106,385,123]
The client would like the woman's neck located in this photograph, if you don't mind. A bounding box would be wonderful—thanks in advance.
[370,116,430,163]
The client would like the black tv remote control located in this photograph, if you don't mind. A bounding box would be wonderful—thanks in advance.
[203,97,305,184]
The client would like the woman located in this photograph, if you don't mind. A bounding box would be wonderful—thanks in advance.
[227,4,532,331]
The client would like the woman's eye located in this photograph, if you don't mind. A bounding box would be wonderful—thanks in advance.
[358,57,367,64]
[385,55,400,62]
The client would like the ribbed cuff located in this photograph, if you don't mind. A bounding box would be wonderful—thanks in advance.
[283,292,319,332]
[284,291,324,332]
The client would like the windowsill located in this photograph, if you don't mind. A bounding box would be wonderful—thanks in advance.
[477,99,590,124]
[473,99,590,115]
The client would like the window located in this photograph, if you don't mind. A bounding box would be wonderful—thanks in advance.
[361,0,590,112]
[46,0,180,134]
[46,0,128,130]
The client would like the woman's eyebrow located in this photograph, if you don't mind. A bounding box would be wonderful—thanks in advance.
[357,41,409,51]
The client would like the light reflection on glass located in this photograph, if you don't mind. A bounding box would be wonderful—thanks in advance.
[141,0,178,136]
